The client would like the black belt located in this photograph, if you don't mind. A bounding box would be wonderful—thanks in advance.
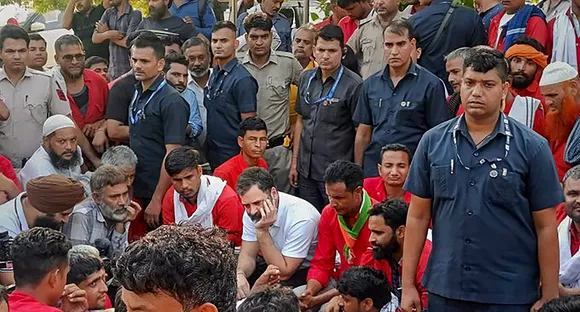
[267,135,285,149]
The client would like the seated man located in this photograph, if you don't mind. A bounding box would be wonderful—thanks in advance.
[115,225,237,312]
[238,287,300,312]
[334,266,394,312]
[363,199,431,308]
[0,175,85,237]
[8,227,88,312]
[363,144,412,203]
[67,249,109,311]
[101,146,138,187]
[236,167,320,299]
[63,165,141,253]
[298,160,378,311]
[161,147,244,246]
[214,117,269,190]
[19,115,90,196]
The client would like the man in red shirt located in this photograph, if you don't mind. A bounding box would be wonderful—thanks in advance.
[488,0,549,52]
[539,62,580,180]
[336,0,373,43]
[557,165,580,295]
[214,117,269,191]
[0,154,20,204]
[505,36,548,104]
[315,0,348,30]
[298,160,377,311]
[53,35,109,152]
[363,144,412,203]
[161,146,244,246]
[8,227,88,312]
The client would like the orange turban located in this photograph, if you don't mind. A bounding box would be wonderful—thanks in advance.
[505,44,548,69]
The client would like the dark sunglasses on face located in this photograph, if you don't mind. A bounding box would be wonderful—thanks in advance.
[62,53,85,62]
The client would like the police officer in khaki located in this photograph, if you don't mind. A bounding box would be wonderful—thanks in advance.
[239,13,303,192]
[347,0,403,80]
[0,25,101,169]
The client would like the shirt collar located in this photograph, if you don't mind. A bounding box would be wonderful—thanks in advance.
[315,65,343,81]
[451,112,512,139]
[242,50,279,67]
[113,3,133,15]
[0,67,33,82]
[217,57,239,73]
[382,61,418,81]
[136,73,165,93]
[188,68,212,89]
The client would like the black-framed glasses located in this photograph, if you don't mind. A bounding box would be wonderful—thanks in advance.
[62,53,85,62]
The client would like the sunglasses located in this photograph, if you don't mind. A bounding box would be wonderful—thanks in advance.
[62,53,85,62]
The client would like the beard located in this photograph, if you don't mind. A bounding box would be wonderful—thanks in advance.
[167,79,186,93]
[62,66,84,80]
[372,238,401,261]
[545,95,580,144]
[189,67,209,78]
[33,216,63,231]
[98,201,129,223]
[511,71,535,90]
[48,147,82,170]
[149,5,166,19]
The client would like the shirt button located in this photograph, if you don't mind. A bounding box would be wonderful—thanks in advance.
[465,238,471,244]
[467,211,473,216]
[464,266,471,272]
[473,152,479,157]
[469,180,476,186]
[386,130,391,134]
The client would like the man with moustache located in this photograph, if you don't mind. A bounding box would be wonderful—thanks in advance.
[19,115,91,196]
[505,36,548,104]
[52,35,109,150]
[136,0,196,43]
[540,62,580,181]
[0,175,85,238]
[66,250,109,312]
[289,24,316,129]
[445,47,472,117]
[161,146,244,246]
[183,37,211,152]
[64,165,140,253]
[164,52,203,141]
[62,0,109,60]
[236,167,320,299]
[237,0,292,52]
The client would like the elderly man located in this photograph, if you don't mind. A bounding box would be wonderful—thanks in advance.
[540,62,580,180]
[0,175,85,238]
[102,145,138,187]
[19,115,90,196]
[505,36,549,103]
[63,165,141,253]
[445,47,472,117]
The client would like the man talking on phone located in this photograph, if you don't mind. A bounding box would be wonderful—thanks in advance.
[235,167,320,300]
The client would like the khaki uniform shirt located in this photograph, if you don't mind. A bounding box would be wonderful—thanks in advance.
[348,13,403,80]
[0,67,71,162]
[240,50,303,139]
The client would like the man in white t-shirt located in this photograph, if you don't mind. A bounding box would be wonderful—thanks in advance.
[235,167,320,300]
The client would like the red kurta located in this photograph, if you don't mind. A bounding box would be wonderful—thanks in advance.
[338,16,358,43]
[307,197,378,287]
[161,185,244,246]
[68,69,109,130]
[213,153,268,191]
[363,177,412,203]
[551,140,571,182]
[361,240,432,309]
[8,291,61,312]
[0,154,20,190]
[488,11,549,52]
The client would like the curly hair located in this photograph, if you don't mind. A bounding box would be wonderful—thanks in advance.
[114,225,237,312]
[11,227,72,286]
[237,287,299,312]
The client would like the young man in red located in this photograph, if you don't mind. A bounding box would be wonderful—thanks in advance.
[298,160,377,311]
[336,0,373,43]
[161,146,244,246]
[363,144,412,203]
[488,0,549,52]
[8,227,88,312]
[213,117,268,191]
[539,62,580,181]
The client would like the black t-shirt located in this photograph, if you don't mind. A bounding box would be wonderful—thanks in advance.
[72,86,90,117]
[105,73,138,125]
[136,16,197,42]
[72,4,109,59]
[129,74,190,199]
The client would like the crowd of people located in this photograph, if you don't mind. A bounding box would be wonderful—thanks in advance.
[2,0,580,310]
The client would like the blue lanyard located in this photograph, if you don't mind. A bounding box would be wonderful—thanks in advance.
[450,113,511,174]
[303,66,344,105]
[129,79,167,125]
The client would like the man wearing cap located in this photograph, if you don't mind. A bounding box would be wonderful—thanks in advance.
[0,174,85,238]
[18,115,91,196]
[540,62,580,180]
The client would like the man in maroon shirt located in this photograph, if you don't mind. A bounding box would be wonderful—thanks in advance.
[8,228,87,312]
[161,146,244,246]
[213,117,269,191]
[363,144,412,203]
